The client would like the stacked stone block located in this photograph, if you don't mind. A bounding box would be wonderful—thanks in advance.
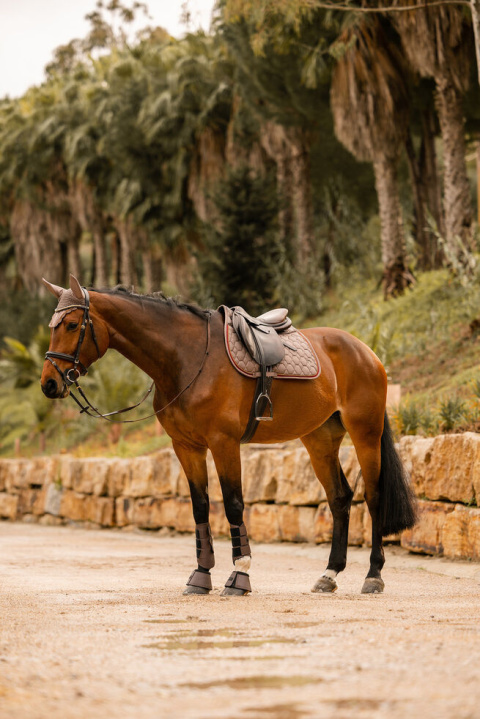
[1,433,480,561]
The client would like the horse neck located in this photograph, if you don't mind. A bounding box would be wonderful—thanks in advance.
[91,292,205,386]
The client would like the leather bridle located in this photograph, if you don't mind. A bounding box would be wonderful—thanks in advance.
[45,288,101,387]
[45,287,212,423]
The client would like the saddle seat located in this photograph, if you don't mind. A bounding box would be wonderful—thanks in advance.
[230,306,291,368]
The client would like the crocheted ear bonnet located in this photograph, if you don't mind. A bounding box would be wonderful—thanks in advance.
[48,288,86,328]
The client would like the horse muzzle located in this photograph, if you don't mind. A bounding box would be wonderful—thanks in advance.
[41,377,69,399]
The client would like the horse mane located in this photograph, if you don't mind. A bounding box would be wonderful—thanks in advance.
[90,285,210,319]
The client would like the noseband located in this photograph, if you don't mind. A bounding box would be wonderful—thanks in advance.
[45,288,101,387]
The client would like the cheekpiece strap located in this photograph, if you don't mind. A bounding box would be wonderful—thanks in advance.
[195,522,215,569]
[230,523,251,561]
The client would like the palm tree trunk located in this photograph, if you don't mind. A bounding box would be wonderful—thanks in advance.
[92,226,108,287]
[435,78,474,256]
[259,122,294,255]
[422,105,444,244]
[67,228,82,279]
[471,0,480,85]
[476,137,480,226]
[405,132,429,269]
[142,249,153,293]
[405,109,444,270]
[373,158,414,298]
[286,128,314,268]
[117,219,138,287]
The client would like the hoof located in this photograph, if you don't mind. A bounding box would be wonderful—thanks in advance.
[183,585,210,595]
[223,570,251,595]
[361,577,385,594]
[221,586,250,596]
[311,575,337,594]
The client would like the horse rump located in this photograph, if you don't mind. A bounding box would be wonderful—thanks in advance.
[378,412,417,537]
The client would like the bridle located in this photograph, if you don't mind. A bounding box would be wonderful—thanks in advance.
[45,287,212,423]
[45,288,101,387]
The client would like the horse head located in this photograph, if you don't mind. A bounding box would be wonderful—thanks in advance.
[40,275,109,399]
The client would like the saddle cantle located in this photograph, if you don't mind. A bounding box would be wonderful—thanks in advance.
[219,306,321,443]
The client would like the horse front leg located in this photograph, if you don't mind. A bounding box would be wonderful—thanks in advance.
[210,438,252,596]
[172,440,214,595]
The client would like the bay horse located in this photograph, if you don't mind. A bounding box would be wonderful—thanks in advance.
[40,275,416,596]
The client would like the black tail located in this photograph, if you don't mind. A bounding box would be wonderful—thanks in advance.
[378,412,417,537]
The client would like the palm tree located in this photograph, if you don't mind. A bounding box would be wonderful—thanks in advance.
[330,16,414,297]
[392,0,474,264]
[0,86,80,292]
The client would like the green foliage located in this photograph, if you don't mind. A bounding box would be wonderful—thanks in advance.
[194,165,282,314]
[393,399,440,437]
[471,377,480,400]
[393,400,423,436]
[438,397,466,433]
[0,328,57,452]
[0,319,153,456]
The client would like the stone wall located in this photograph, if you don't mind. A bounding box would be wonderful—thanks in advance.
[0,433,479,561]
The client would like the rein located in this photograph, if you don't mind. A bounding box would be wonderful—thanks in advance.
[46,289,212,424]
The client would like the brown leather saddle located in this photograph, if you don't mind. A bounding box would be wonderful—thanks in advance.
[220,306,298,443]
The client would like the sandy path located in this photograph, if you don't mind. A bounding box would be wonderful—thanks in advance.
[1,523,480,719]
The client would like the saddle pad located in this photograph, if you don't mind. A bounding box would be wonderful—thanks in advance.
[223,308,321,380]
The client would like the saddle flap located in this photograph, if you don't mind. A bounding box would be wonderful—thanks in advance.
[232,309,285,367]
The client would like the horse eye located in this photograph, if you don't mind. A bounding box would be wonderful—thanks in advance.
[67,322,79,331]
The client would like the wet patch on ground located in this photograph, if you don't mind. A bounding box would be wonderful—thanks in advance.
[179,676,319,690]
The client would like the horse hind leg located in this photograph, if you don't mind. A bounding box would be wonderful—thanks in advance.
[345,411,417,594]
[301,413,352,594]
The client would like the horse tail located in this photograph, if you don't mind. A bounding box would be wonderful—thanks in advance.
[378,411,417,537]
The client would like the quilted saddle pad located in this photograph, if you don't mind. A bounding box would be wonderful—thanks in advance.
[222,307,321,380]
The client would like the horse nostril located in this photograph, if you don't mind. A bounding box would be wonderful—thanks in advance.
[42,378,58,398]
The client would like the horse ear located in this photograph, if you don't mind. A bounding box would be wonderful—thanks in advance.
[69,274,84,300]
[42,278,64,298]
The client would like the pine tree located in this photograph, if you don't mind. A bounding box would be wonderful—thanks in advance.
[196,165,280,314]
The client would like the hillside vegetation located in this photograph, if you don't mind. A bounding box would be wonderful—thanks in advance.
[1,1,480,455]
[2,265,479,459]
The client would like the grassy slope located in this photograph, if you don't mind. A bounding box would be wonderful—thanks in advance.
[13,267,479,460]
[85,267,480,454]
[316,267,480,415]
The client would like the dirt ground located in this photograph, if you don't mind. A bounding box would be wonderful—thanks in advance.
[1,524,480,719]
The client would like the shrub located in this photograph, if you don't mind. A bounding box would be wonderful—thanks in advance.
[438,397,466,433]
[393,400,423,436]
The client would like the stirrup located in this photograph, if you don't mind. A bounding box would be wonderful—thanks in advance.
[255,392,273,421]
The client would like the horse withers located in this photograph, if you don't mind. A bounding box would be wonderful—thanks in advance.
[41,275,416,596]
